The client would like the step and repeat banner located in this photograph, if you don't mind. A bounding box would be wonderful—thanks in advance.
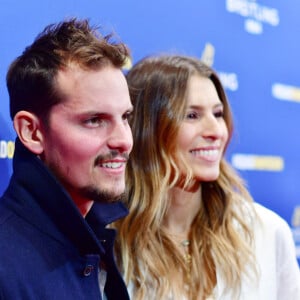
[1,0,300,263]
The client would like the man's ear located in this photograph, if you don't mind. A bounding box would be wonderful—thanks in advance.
[13,111,45,155]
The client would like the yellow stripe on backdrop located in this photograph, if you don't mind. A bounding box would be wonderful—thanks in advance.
[231,153,284,171]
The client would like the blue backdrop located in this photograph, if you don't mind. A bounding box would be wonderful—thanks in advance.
[1,0,299,263]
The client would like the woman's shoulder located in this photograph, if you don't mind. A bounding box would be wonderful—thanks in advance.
[252,204,300,298]
[253,202,291,231]
[252,202,296,254]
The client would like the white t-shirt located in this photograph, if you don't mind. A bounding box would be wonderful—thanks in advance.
[214,203,300,299]
[128,203,300,299]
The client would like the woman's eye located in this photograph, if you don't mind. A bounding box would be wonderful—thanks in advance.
[214,110,224,118]
[186,112,198,119]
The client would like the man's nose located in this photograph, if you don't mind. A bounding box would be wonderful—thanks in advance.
[107,122,133,153]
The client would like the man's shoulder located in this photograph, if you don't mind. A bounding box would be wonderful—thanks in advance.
[0,199,24,266]
[0,196,15,227]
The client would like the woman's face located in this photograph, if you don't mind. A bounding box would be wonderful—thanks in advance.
[175,75,229,183]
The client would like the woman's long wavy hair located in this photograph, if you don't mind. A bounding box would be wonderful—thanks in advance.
[114,55,257,299]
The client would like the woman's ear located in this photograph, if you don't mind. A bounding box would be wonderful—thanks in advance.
[13,111,45,155]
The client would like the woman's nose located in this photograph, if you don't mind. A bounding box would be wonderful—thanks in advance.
[201,115,224,139]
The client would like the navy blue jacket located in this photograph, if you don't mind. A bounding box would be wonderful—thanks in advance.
[0,139,130,300]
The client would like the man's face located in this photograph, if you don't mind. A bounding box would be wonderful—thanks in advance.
[40,65,133,207]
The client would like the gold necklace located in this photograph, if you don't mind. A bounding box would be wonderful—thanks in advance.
[181,240,191,264]
[180,239,192,284]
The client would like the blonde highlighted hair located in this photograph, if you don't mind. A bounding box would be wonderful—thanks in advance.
[114,55,257,299]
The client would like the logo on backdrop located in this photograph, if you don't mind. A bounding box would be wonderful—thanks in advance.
[0,140,15,159]
[225,0,280,35]
[201,43,238,91]
[123,56,132,71]
[272,83,300,103]
[231,153,284,171]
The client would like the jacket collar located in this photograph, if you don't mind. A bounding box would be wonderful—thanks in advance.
[7,138,128,255]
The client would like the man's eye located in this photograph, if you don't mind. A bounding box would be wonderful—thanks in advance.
[123,111,133,122]
[84,117,103,126]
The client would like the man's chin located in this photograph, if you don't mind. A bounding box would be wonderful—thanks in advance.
[79,186,125,204]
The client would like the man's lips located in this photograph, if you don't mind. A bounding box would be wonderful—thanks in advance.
[98,160,127,169]
[94,151,129,167]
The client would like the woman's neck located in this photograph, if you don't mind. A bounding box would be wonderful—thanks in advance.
[163,184,201,238]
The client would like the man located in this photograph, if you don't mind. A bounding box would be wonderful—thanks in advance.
[0,18,132,299]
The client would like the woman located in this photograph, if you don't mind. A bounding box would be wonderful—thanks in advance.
[114,55,300,299]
